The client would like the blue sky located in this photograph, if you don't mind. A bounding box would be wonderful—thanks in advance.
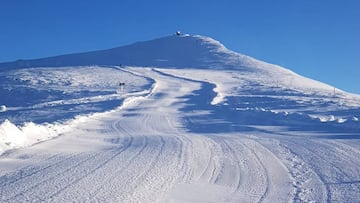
[1,0,359,94]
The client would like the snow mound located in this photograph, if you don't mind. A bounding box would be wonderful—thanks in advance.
[0,105,6,112]
[0,115,97,155]
[0,120,66,154]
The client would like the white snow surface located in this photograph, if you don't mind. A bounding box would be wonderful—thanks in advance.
[1,35,360,202]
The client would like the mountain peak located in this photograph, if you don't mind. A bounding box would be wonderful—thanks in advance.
[0,34,253,70]
[0,34,327,93]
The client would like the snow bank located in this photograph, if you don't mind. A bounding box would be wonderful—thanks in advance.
[0,110,114,155]
[0,105,6,112]
[0,114,99,155]
[0,119,71,155]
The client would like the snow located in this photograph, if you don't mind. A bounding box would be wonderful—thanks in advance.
[0,119,69,154]
[1,34,360,202]
[0,105,6,112]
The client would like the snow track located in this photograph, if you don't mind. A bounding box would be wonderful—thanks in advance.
[1,67,360,202]
[279,137,360,202]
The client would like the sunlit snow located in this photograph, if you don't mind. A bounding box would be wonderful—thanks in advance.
[0,34,360,202]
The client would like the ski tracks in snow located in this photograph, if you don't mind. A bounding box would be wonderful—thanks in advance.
[1,67,360,202]
[280,137,360,202]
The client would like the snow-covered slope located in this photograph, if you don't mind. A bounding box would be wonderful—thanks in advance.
[0,34,360,202]
[0,35,244,69]
[0,34,354,94]
[0,34,314,72]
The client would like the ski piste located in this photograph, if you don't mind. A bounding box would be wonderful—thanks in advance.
[1,35,360,202]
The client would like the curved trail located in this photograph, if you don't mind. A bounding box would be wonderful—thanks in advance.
[1,67,359,202]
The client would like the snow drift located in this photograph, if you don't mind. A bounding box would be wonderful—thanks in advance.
[0,119,66,154]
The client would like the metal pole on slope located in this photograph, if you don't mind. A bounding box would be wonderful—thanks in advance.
[119,82,125,93]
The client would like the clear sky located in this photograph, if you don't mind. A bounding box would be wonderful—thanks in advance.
[1,0,359,94]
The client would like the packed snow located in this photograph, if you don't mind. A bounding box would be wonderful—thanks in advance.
[0,34,360,202]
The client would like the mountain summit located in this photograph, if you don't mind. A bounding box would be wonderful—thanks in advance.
[0,34,270,70]
[0,34,350,96]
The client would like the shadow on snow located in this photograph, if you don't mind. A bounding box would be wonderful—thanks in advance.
[178,80,360,139]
